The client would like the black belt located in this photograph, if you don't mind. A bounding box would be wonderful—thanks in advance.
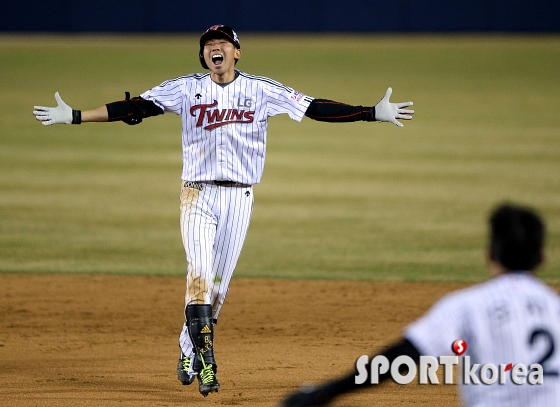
[182,180,251,190]
[212,180,251,188]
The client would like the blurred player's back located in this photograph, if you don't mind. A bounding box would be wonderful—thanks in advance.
[406,271,560,406]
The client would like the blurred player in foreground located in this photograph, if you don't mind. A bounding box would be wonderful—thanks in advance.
[281,203,560,406]
[32,25,414,397]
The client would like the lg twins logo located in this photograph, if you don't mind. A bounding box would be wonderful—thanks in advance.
[190,99,255,131]
[355,339,546,386]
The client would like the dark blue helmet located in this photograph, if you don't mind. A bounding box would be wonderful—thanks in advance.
[199,25,241,69]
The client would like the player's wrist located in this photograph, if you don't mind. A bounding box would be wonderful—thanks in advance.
[361,106,376,122]
[72,109,82,124]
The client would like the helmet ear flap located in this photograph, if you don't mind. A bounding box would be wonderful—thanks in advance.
[199,48,209,69]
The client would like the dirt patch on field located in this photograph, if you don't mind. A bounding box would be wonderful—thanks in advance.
[0,274,467,406]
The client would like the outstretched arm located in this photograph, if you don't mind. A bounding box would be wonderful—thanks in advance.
[279,338,421,407]
[33,92,163,126]
[305,99,375,122]
[305,87,413,127]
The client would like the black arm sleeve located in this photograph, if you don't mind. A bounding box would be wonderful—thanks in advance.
[304,99,376,122]
[106,92,164,125]
[281,338,421,406]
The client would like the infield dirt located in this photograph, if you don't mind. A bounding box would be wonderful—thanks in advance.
[1,274,468,406]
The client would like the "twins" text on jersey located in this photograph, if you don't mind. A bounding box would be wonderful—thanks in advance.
[190,100,255,130]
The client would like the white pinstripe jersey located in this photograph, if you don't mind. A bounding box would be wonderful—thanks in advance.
[405,272,560,406]
[140,70,314,185]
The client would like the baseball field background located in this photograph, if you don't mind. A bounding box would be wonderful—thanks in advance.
[1,34,560,406]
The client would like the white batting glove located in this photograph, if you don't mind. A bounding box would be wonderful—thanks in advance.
[33,92,74,125]
[374,87,414,127]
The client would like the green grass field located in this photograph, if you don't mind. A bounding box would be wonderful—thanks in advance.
[1,34,559,283]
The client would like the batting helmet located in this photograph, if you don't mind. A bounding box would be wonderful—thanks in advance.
[199,25,241,69]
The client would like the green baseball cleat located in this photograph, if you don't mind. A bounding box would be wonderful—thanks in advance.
[198,354,220,396]
[177,352,196,385]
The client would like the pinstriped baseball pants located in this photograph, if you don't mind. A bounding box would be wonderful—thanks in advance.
[178,181,254,357]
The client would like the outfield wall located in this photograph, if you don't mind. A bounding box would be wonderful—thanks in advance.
[3,0,559,33]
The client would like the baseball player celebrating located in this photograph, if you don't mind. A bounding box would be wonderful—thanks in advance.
[280,203,560,406]
[32,25,414,397]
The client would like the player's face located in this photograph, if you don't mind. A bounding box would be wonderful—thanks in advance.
[203,38,241,82]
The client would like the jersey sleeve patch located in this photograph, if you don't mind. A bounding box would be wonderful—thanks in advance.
[290,90,307,103]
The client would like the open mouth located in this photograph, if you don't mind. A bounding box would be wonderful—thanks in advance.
[212,54,224,66]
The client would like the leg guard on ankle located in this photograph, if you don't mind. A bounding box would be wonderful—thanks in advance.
[186,304,217,372]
